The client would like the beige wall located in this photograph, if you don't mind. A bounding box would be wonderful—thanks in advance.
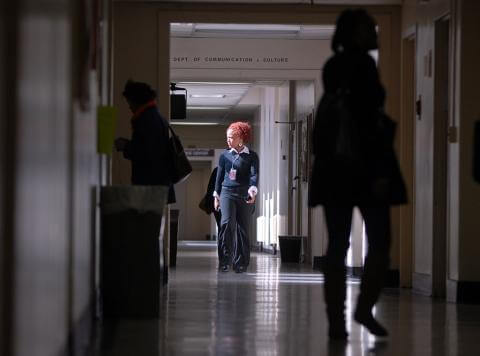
[401,0,417,35]
[1,0,108,355]
[458,0,480,280]
[13,1,72,353]
[402,0,451,290]
[402,0,480,295]
[112,4,160,185]
[173,125,229,149]
[170,157,220,241]
[186,164,212,240]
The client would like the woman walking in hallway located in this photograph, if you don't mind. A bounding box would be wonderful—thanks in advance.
[214,122,259,273]
[114,80,175,203]
[309,9,407,340]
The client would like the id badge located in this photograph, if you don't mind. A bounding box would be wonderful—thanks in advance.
[229,168,237,181]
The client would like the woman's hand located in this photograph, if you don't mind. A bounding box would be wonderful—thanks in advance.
[246,194,256,204]
[214,196,220,211]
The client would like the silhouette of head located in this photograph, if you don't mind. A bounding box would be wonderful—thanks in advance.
[122,80,157,112]
[331,9,378,53]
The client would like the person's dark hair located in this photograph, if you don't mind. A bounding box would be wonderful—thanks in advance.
[122,80,157,106]
[331,8,377,53]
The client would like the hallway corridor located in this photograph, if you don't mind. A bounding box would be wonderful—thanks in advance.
[93,242,480,356]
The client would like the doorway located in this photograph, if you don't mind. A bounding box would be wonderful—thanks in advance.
[400,34,416,288]
[112,2,403,269]
[289,80,315,262]
[432,16,451,298]
[172,160,213,241]
[169,22,329,258]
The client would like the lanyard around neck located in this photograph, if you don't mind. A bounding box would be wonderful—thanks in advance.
[231,151,241,169]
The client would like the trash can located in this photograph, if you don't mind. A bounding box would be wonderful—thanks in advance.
[278,235,303,263]
[100,185,168,318]
[169,209,180,267]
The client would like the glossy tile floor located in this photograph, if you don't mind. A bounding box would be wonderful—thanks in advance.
[93,241,480,356]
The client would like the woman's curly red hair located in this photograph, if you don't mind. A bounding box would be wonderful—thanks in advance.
[228,121,252,143]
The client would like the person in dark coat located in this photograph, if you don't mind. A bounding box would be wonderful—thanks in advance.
[309,9,407,340]
[214,122,259,273]
[201,167,222,232]
[115,80,175,203]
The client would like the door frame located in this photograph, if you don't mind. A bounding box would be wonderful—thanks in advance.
[400,33,416,287]
[432,14,451,298]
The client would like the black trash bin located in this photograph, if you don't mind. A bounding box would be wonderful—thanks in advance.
[278,235,303,263]
[100,186,168,318]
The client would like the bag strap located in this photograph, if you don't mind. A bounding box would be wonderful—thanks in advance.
[167,124,185,155]
[167,124,178,138]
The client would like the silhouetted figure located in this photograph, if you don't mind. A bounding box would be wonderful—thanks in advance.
[115,80,175,203]
[214,122,259,273]
[309,9,407,339]
[203,167,222,232]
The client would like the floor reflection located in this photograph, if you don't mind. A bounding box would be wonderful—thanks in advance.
[93,242,480,356]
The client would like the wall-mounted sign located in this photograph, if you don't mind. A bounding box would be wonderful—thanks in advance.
[185,148,215,157]
[97,106,117,155]
[170,38,331,70]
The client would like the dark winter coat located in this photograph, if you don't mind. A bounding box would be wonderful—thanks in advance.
[309,51,407,206]
[123,106,175,202]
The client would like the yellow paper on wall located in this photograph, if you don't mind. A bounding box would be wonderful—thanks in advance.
[97,106,117,155]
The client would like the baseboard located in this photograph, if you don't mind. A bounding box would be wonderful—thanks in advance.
[447,279,480,304]
[412,272,432,296]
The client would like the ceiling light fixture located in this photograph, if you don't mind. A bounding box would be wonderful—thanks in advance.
[194,23,301,32]
[177,81,251,86]
[190,94,226,98]
[170,122,220,126]
[187,106,230,110]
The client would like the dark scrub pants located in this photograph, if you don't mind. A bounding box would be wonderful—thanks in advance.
[218,187,252,269]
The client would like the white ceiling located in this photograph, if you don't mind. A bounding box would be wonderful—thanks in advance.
[171,80,287,125]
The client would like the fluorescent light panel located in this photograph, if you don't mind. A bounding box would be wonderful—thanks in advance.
[170,122,220,126]
[187,106,230,110]
[194,23,301,32]
[190,94,226,98]
[170,23,336,39]
[177,81,251,86]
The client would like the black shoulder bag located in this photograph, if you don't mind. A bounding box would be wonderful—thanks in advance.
[168,125,192,184]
